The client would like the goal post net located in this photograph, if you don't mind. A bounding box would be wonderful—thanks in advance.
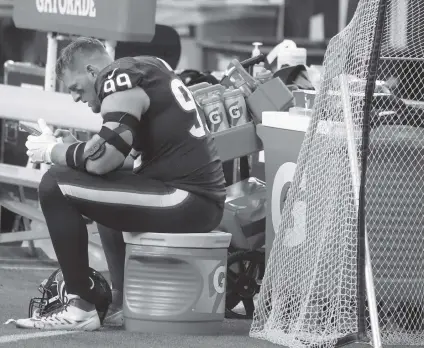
[250,0,424,347]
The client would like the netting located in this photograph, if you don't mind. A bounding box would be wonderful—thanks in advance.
[250,0,424,347]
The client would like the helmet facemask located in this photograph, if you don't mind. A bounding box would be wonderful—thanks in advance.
[28,270,66,318]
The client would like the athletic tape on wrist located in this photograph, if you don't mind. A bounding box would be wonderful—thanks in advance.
[65,142,87,170]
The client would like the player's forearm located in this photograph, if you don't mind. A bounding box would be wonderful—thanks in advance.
[50,142,79,166]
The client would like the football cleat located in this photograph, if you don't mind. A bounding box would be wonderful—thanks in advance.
[29,267,112,325]
[16,294,100,331]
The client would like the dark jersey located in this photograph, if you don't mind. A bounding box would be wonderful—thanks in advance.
[94,56,226,204]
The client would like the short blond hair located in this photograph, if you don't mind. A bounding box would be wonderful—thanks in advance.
[55,37,107,79]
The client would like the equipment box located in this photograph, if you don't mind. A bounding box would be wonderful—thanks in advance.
[212,122,263,163]
[0,61,45,232]
[0,61,90,232]
[1,61,45,166]
[1,61,92,166]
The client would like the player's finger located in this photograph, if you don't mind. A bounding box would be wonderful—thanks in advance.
[25,140,38,149]
[38,119,53,135]
[26,150,33,157]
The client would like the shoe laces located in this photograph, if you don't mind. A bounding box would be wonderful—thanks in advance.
[41,295,71,320]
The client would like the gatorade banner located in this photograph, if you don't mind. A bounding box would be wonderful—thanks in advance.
[13,0,156,42]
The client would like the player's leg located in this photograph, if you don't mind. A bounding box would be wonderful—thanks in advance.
[16,166,223,331]
[96,165,130,323]
[15,167,103,330]
[42,165,222,298]
[46,167,223,234]
[97,224,125,293]
[96,223,125,326]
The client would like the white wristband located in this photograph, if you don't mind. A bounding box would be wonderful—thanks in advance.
[45,142,58,164]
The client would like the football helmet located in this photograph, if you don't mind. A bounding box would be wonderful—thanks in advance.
[177,69,219,86]
[28,267,112,324]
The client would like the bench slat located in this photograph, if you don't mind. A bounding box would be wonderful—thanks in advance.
[0,192,45,222]
[0,163,42,188]
[0,85,102,132]
[0,222,98,243]
[0,229,50,243]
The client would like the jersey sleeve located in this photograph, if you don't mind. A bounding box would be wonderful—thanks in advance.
[95,58,145,102]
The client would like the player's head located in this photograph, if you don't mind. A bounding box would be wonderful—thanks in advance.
[56,37,113,113]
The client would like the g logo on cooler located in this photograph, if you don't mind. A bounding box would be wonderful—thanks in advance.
[272,162,297,233]
[272,161,307,247]
[213,266,226,294]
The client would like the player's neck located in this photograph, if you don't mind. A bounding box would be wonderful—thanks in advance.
[96,58,113,74]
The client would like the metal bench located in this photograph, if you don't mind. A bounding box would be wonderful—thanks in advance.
[0,163,97,244]
[0,86,102,247]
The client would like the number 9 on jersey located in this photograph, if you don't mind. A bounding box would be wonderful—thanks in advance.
[170,79,206,138]
[103,73,133,94]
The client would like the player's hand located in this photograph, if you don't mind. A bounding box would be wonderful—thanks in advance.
[54,129,77,144]
[25,119,61,164]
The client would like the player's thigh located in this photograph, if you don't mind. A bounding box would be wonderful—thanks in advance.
[86,192,223,233]
[46,165,223,233]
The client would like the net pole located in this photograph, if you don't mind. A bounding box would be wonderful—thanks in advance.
[40,32,59,173]
[339,74,382,348]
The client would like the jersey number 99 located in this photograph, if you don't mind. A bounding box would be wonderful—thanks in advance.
[170,79,206,138]
[103,73,133,94]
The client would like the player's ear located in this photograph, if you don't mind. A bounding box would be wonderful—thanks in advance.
[86,64,98,78]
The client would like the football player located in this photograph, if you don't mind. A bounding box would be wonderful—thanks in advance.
[20,37,226,331]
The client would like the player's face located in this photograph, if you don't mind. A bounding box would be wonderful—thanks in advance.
[62,68,101,114]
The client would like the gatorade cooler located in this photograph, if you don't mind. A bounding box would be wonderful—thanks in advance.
[122,231,232,335]
[258,111,310,262]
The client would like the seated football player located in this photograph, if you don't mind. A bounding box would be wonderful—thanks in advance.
[19,37,226,331]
